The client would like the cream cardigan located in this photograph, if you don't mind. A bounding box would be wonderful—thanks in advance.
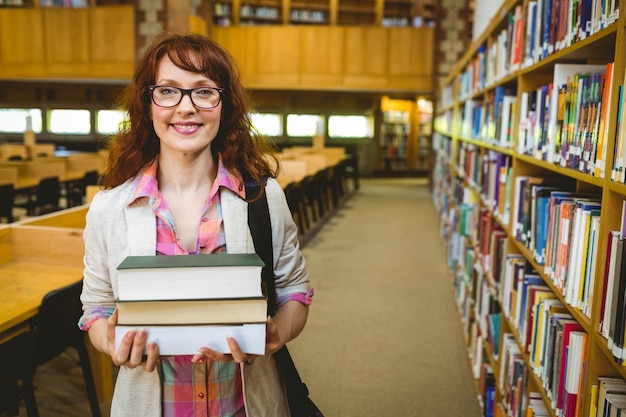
[80,177,310,417]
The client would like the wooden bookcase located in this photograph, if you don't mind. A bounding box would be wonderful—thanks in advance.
[433,0,626,416]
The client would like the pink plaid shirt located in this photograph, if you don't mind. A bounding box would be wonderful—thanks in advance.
[79,158,313,416]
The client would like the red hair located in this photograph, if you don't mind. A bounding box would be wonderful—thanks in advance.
[102,32,278,189]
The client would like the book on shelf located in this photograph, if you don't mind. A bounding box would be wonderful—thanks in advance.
[601,230,621,340]
[594,62,614,178]
[116,296,268,326]
[553,319,585,414]
[114,323,266,355]
[563,199,601,307]
[547,64,607,166]
[613,68,626,183]
[595,377,626,417]
[563,330,587,417]
[116,253,265,301]
[605,233,625,355]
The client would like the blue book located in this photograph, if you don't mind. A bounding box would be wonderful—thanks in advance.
[532,185,560,264]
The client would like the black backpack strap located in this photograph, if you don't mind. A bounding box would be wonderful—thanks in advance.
[245,181,277,317]
[246,181,318,417]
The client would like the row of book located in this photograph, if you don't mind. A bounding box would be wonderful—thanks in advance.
[457,0,618,97]
[457,62,623,182]
[599,202,626,364]
[114,253,268,356]
[458,85,518,150]
[517,63,612,176]
[511,175,602,316]
[455,142,514,227]
[522,0,618,69]
[447,197,588,417]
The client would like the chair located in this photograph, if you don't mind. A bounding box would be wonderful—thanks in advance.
[283,182,309,234]
[0,332,35,416]
[67,170,99,207]
[0,183,15,223]
[20,280,102,417]
[14,176,62,216]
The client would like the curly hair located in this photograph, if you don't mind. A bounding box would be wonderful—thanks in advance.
[102,32,278,189]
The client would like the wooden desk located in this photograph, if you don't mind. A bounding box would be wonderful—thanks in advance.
[0,207,113,402]
[0,155,101,191]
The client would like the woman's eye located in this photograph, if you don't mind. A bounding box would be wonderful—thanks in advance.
[195,88,214,97]
[159,87,177,96]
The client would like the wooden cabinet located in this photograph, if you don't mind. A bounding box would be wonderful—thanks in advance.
[212,25,433,93]
[433,0,625,416]
[0,6,134,80]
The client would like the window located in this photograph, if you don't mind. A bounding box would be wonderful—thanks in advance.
[328,115,373,138]
[48,109,91,135]
[250,112,282,137]
[0,108,43,134]
[97,109,127,135]
[286,114,324,137]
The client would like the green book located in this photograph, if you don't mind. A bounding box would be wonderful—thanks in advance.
[116,253,265,301]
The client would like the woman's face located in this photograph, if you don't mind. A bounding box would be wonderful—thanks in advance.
[151,54,222,157]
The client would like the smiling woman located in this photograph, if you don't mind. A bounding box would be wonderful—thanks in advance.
[78,33,312,417]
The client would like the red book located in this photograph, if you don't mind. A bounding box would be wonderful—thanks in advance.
[556,320,584,414]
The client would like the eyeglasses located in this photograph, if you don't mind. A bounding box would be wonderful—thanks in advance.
[148,85,224,109]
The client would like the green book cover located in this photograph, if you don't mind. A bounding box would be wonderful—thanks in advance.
[117,253,264,270]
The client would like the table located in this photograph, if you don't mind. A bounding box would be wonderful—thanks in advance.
[0,208,113,402]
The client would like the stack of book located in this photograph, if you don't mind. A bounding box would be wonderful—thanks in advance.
[114,253,267,355]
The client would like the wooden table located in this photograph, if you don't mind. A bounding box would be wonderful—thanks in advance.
[0,207,113,402]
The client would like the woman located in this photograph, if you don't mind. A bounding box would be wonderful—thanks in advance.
[79,32,312,417]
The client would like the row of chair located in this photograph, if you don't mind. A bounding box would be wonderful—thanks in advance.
[0,170,99,223]
[0,280,101,417]
[283,156,359,237]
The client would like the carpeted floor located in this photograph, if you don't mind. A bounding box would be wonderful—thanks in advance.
[2,177,482,417]
[288,178,482,416]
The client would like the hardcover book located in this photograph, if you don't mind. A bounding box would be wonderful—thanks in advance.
[116,253,265,301]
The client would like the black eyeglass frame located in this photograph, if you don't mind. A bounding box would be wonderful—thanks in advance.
[148,85,225,109]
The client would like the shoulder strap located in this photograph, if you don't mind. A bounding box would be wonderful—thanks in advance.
[246,182,315,415]
[246,183,277,317]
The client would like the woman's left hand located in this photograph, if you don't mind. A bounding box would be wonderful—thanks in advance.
[192,316,284,364]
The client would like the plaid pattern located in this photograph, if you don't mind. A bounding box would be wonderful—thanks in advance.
[134,159,246,416]
[79,158,312,416]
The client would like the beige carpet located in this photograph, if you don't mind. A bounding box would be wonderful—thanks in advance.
[288,178,483,416]
[3,178,482,417]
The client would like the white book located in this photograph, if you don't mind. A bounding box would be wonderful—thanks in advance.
[116,253,264,301]
[547,64,607,164]
[115,323,267,355]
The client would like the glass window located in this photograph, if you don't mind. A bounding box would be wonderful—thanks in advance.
[286,114,324,137]
[328,115,374,138]
[0,108,43,134]
[97,109,127,135]
[250,112,282,137]
[48,109,91,135]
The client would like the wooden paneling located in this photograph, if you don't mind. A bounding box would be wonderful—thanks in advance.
[0,6,135,80]
[253,26,301,86]
[299,26,344,86]
[214,26,433,93]
[43,9,90,64]
[0,9,45,77]
[89,6,136,78]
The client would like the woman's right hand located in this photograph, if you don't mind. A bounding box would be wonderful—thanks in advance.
[107,310,160,372]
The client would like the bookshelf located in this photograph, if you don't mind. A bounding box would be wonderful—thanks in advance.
[336,0,378,25]
[380,109,410,172]
[290,0,329,24]
[239,0,282,25]
[433,0,626,416]
[213,1,234,27]
[382,0,412,27]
